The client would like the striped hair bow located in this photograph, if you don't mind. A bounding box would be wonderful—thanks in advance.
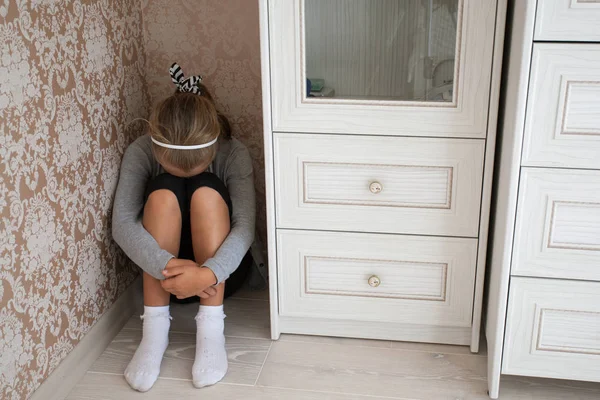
[169,62,203,95]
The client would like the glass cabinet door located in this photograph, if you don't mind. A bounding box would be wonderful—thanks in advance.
[305,0,459,103]
[268,0,498,137]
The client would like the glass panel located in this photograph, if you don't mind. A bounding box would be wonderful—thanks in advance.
[304,0,460,102]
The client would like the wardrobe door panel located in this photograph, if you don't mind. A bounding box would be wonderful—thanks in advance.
[269,0,497,137]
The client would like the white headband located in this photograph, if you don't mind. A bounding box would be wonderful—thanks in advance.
[151,136,218,150]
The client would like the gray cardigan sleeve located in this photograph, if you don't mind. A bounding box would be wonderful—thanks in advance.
[203,145,256,283]
[112,140,174,280]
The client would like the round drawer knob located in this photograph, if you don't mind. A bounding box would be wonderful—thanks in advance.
[369,181,383,194]
[368,275,381,287]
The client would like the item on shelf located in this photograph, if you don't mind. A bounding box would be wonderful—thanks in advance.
[308,78,324,92]
[310,87,335,97]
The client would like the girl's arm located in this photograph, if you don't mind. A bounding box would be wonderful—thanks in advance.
[112,138,174,280]
[203,144,256,283]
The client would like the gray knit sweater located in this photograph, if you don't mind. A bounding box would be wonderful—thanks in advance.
[112,134,255,283]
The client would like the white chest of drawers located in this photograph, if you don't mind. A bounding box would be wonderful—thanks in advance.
[260,0,507,351]
[487,1,600,398]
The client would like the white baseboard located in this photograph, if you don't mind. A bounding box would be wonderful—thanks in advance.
[31,276,143,400]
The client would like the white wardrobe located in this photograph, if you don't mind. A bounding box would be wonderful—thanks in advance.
[259,0,507,351]
[487,1,600,398]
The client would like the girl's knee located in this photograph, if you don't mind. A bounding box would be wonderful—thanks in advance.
[187,173,231,217]
[142,190,182,253]
[190,187,229,216]
[144,189,181,217]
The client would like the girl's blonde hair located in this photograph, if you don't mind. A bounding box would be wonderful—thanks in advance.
[149,83,231,172]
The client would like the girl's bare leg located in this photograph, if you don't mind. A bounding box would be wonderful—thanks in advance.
[125,189,181,392]
[189,187,230,388]
[142,189,182,306]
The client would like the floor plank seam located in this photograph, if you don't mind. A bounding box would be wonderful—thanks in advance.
[87,371,126,377]
[388,348,487,357]
[254,383,418,400]
[86,371,256,387]
[91,371,180,383]
[119,326,272,341]
[253,340,273,386]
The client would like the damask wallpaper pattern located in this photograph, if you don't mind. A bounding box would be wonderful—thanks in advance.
[0,1,264,398]
[140,0,266,246]
[0,1,149,398]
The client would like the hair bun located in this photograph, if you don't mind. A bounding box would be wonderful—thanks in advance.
[169,62,203,95]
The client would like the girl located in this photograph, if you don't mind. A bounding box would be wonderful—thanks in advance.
[112,63,255,392]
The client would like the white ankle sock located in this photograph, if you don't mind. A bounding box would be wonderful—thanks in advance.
[124,305,170,392]
[192,305,228,388]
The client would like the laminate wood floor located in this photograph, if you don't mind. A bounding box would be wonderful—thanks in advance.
[68,287,600,400]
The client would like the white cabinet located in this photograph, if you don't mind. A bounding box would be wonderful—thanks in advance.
[260,0,507,350]
[503,278,600,382]
[535,0,600,42]
[522,44,600,169]
[277,230,478,344]
[268,0,498,137]
[274,133,485,237]
[487,1,600,398]
[512,168,600,281]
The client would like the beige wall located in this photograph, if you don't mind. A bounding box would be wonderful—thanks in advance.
[141,0,266,245]
[0,1,264,397]
[0,1,148,398]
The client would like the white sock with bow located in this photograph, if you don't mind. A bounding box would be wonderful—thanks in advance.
[192,305,228,388]
[124,305,170,392]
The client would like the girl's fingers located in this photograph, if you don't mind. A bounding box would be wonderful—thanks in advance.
[163,266,186,277]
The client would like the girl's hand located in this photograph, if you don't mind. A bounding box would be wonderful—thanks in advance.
[161,259,218,299]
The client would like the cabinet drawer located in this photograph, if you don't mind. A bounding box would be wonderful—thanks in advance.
[277,229,477,328]
[522,44,600,169]
[503,277,600,382]
[274,133,484,237]
[512,168,600,281]
[535,0,600,42]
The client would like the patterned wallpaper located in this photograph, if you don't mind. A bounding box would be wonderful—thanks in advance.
[140,0,266,246]
[0,1,149,399]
